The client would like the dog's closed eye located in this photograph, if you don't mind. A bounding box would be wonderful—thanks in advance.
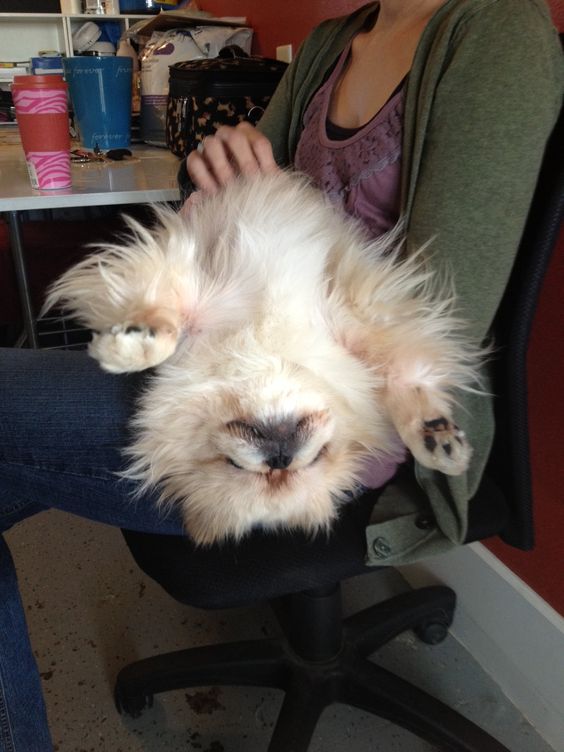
[226,420,265,442]
[226,415,321,443]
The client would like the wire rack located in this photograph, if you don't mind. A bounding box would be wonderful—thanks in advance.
[34,313,91,351]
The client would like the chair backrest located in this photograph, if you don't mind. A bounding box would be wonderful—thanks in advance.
[469,103,564,550]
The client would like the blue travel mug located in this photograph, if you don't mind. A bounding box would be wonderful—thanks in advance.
[63,57,133,150]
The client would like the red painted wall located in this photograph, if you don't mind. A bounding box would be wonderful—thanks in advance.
[485,225,564,612]
[200,0,564,616]
[549,0,564,29]
[198,0,359,56]
[200,0,564,56]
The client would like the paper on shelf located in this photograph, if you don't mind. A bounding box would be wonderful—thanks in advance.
[134,9,249,37]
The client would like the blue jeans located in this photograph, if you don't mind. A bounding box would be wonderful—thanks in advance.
[0,348,185,752]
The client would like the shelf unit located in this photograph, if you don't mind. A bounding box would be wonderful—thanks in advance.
[0,12,148,74]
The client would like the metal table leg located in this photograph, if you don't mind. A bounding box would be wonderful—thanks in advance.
[5,210,38,348]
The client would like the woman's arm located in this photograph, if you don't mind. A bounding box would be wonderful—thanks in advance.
[405,0,563,341]
[403,0,562,533]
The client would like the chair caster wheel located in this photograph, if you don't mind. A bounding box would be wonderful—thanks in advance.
[414,615,451,645]
[114,686,154,718]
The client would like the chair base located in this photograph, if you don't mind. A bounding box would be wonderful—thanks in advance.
[114,585,510,752]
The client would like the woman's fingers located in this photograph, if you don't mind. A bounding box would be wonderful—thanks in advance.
[217,122,278,175]
[186,123,277,194]
[200,132,239,186]
[186,144,225,194]
[246,128,279,174]
[179,189,203,216]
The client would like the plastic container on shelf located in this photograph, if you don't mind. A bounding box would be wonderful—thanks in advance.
[60,1,83,13]
[71,21,102,53]
[83,0,105,13]
[118,1,184,13]
[31,57,65,76]
[116,38,139,70]
[118,0,160,13]
[83,41,116,55]
[117,37,140,112]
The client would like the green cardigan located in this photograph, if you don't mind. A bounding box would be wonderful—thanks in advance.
[257,0,563,564]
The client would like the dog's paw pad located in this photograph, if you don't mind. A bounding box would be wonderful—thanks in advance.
[89,323,178,373]
[418,416,471,475]
[122,325,155,336]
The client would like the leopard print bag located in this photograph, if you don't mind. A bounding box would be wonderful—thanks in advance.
[166,46,288,159]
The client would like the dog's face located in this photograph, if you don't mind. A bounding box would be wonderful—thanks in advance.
[128,326,389,544]
[215,402,333,477]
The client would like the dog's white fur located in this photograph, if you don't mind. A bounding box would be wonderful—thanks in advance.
[46,171,481,545]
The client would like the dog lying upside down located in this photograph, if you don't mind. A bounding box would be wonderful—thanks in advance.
[46,171,482,544]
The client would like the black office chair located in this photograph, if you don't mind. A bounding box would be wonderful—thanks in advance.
[114,106,563,752]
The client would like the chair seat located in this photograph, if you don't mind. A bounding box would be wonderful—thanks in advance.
[121,488,381,609]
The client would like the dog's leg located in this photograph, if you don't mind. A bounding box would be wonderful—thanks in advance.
[332,318,472,474]
[384,368,472,475]
[45,252,184,374]
[330,242,478,476]
[88,306,182,374]
[332,309,474,474]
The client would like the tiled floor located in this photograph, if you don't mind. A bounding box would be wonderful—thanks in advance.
[6,509,557,752]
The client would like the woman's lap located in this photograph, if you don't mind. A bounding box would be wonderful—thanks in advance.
[0,347,184,535]
[0,346,380,751]
[0,346,186,752]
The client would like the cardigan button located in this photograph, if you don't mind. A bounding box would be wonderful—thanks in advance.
[372,536,392,559]
[415,514,436,530]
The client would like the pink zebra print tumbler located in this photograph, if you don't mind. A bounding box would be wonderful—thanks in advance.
[12,75,71,190]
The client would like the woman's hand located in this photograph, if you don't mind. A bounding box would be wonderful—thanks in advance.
[186,122,278,195]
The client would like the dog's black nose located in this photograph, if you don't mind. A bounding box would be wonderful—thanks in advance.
[265,452,293,470]
[227,418,306,470]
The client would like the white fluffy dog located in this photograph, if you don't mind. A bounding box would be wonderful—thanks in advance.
[46,171,480,545]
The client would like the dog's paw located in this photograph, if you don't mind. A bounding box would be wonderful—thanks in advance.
[407,416,471,475]
[89,323,179,373]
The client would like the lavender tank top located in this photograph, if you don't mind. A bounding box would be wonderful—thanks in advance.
[295,41,405,239]
[295,44,407,488]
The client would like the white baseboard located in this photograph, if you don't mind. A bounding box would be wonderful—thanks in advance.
[400,543,564,752]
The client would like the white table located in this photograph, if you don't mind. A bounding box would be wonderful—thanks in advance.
[0,141,182,347]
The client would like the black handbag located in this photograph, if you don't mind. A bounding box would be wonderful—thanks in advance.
[166,45,288,159]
